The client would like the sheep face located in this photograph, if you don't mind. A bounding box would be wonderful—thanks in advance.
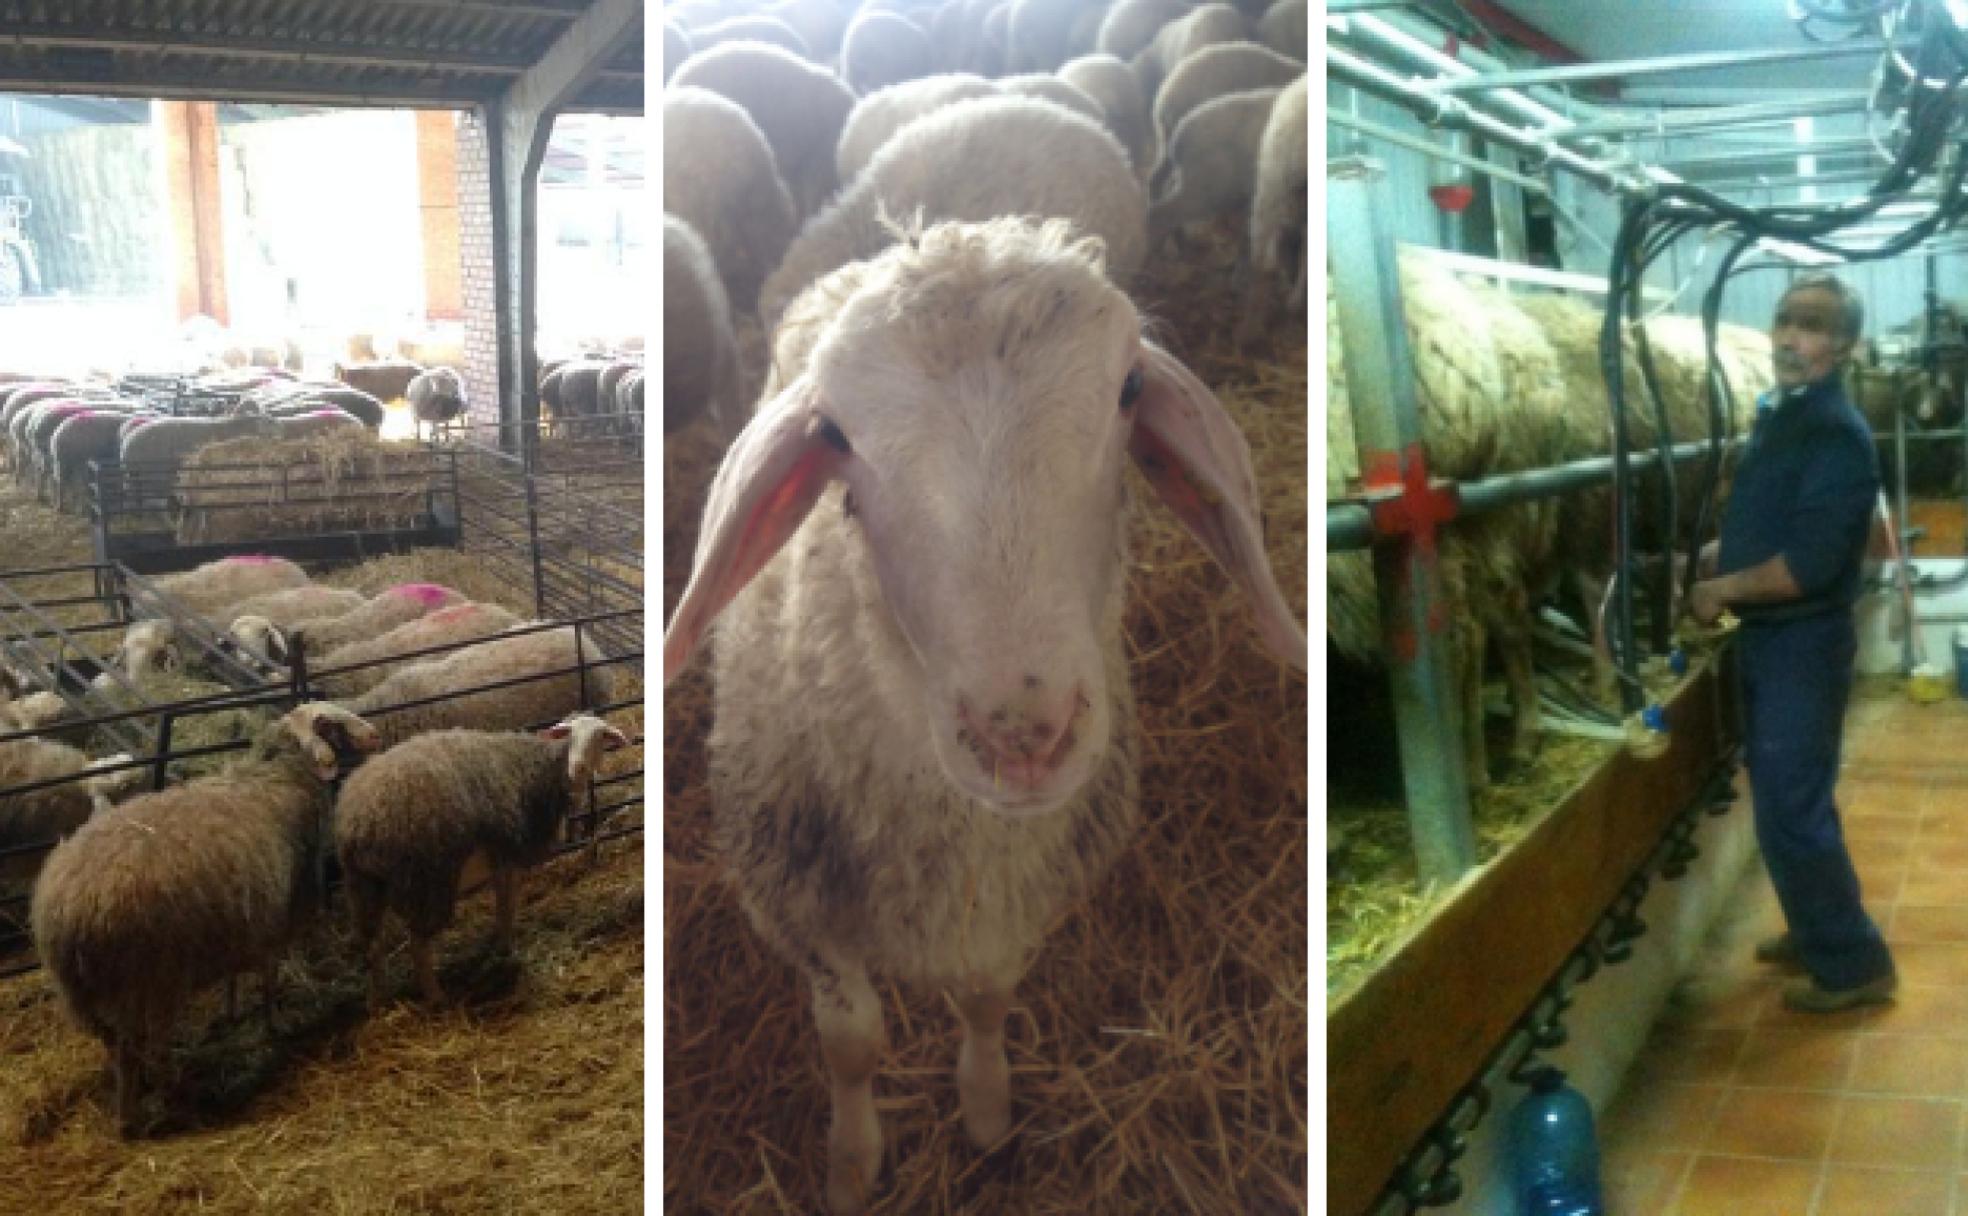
[283,703,381,781]
[541,713,633,787]
[116,620,181,679]
[666,218,1308,815]
[230,615,290,665]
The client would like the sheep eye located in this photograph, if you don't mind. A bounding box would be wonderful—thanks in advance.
[1120,368,1143,410]
[818,418,851,453]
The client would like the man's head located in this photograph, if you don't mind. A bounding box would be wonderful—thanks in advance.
[1772,273,1864,390]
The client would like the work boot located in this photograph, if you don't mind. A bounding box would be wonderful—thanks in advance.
[1754,932,1802,968]
[1781,970,1898,1014]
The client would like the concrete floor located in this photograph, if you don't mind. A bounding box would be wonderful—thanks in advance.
[1600,688,1968,1214]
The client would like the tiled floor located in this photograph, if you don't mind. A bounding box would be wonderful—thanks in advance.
[1600,691,1968,1214]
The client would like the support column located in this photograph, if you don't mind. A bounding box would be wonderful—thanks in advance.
[159,100,227,324]
[416,109,463,323]
[1330,158,1478,886]
[457,110,502,429]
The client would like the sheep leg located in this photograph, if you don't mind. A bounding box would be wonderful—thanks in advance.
[492,868,519,955]
[349,880,389,1007]
[814,958,884,1216]
[1458,615,1490,793]
[1500,625,1540,767]
[954,980,1016,1149]
[113,1031,144,1136]
[413,935,444,1006]
[260,959,280,1035]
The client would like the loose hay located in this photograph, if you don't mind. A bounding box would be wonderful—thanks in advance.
[175,430,438,545]
[664,213,1308,1213]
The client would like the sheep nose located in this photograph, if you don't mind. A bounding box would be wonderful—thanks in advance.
[974,679,1084,760]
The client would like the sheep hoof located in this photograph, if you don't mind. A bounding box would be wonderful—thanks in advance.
[962,1095,1012,1150]
[825,1112,882,1215]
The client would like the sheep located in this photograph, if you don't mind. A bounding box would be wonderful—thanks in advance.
[222,584,367,652]
[1147,86,1283,242]
[663,87,801,316]
[663,216,1305,1214]
[689,14,813,58]
[25,402,129,497]
[768,0,853,59]
[118,413,274,478]
[0,742,143,897]
[665,217,744,439]
[975,2,1013,75]
[619,368,647,429]
[50,410,156,511]
[332,358,424,405]
[1152,42,1304,145]
[313,601,525,698]
[840,11,934,94]
[596,360,639,427]
[1059,54,1158,182]
[149,555,313,621]
[995,73,1104,124]
[31,703,381,1134]
[339,624,617,751]
[1236,74,1307,346]
[1133,2,1248,95]
[334,713,632,1006]
[1095,0,1189,63]
[293,384,387,428]
[396,327,465,371]
[1257,0,1305,61]
[547,359,608,418]
[241,583,465,667]
[834,74,1001,189]
[759,95,1149,331]
[670,41,859,218]
[1006,0,1097,71]
[407,368,467,428]
[271,408,365,443]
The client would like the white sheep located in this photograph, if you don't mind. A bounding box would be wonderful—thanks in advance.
[117,413,274,478]
[1257,0,1306,62]
[760,95,1149,331]
[686,14,813,58]
[340,624,617,751]
[312,601,523,698]
[224,585,368,661]
[840,10,934,94]
[243,583,465,666]
[994,72,1104,123]
[31,704,381,1134]
[1152,41,1304,145]
[334,713,632,1006]
[1133,2,1248,95]
[664,215,745,438]
[664,216,1305,1213]
[1147,85,1283,242]
[834,74,1000,189]
[670,41,860,219]
[1094,0,1189,63]
[663,87,801,316]
[1059,53,1158,182]
[1237,74,1308,346]
[0,741,142,896]
[1005,0,1096,71]
[149,556,313,621]
[48,408,148,509]
[407,368,467,428]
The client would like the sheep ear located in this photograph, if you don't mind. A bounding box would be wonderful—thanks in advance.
[269,626,292,665]
[1127,341,1308,672]
[663,378,847,683]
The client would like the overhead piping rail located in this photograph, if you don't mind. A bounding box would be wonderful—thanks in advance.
[1327,437,1748,552]
[1327,109,1554,195]
[1423,39,1890,94]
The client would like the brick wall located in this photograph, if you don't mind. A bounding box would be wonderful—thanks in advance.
[457,110,502,427]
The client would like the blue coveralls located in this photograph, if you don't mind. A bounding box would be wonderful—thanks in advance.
[1716,371,1895,992]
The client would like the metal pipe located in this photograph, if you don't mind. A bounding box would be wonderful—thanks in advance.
[1428,39,1887,93]
[1328,437,1748,551]
[1329,164,1478,885]
[1350,8,1613,127]
[1326,44,1633,192]
[1666,136,1881,175]
[1554,92,1874,141]
[1326,108,1553,195]
[1338,12,1579,134]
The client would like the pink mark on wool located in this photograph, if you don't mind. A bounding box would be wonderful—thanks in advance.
[389,583,455,607]
[426,604,484,623]
[124,417,156,431]
[72,410,102,420]
[308,409,347,418]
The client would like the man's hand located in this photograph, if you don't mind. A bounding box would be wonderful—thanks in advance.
[1698,539,1720,580]
[1689,579,1727,626]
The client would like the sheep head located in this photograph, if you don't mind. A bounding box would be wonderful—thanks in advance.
[117,619,181,678]
[541,713,633,787]
[283,703,383,781]
[230,614,291,665]
[664,217,1306,816]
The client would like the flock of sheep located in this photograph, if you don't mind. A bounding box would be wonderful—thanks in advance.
[0,553,634,1135]
[661,0,1307,1210]
[661,0,1308,438]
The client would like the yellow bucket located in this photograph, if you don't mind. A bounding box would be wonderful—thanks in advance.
[1909,664,1951,704]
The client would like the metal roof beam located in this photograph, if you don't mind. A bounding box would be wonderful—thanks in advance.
[4,24,539,73]
[365,0,589,15]
[0,69,485,109]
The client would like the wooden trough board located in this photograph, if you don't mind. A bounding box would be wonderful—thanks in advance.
[1327,647,1741,1216]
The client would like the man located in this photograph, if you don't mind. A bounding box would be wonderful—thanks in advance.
[1687,273,1896,1013]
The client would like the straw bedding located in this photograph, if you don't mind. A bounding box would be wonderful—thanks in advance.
[663,213,1307,1212]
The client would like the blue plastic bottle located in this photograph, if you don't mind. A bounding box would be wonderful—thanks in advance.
[1506,1068,1605,1216]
